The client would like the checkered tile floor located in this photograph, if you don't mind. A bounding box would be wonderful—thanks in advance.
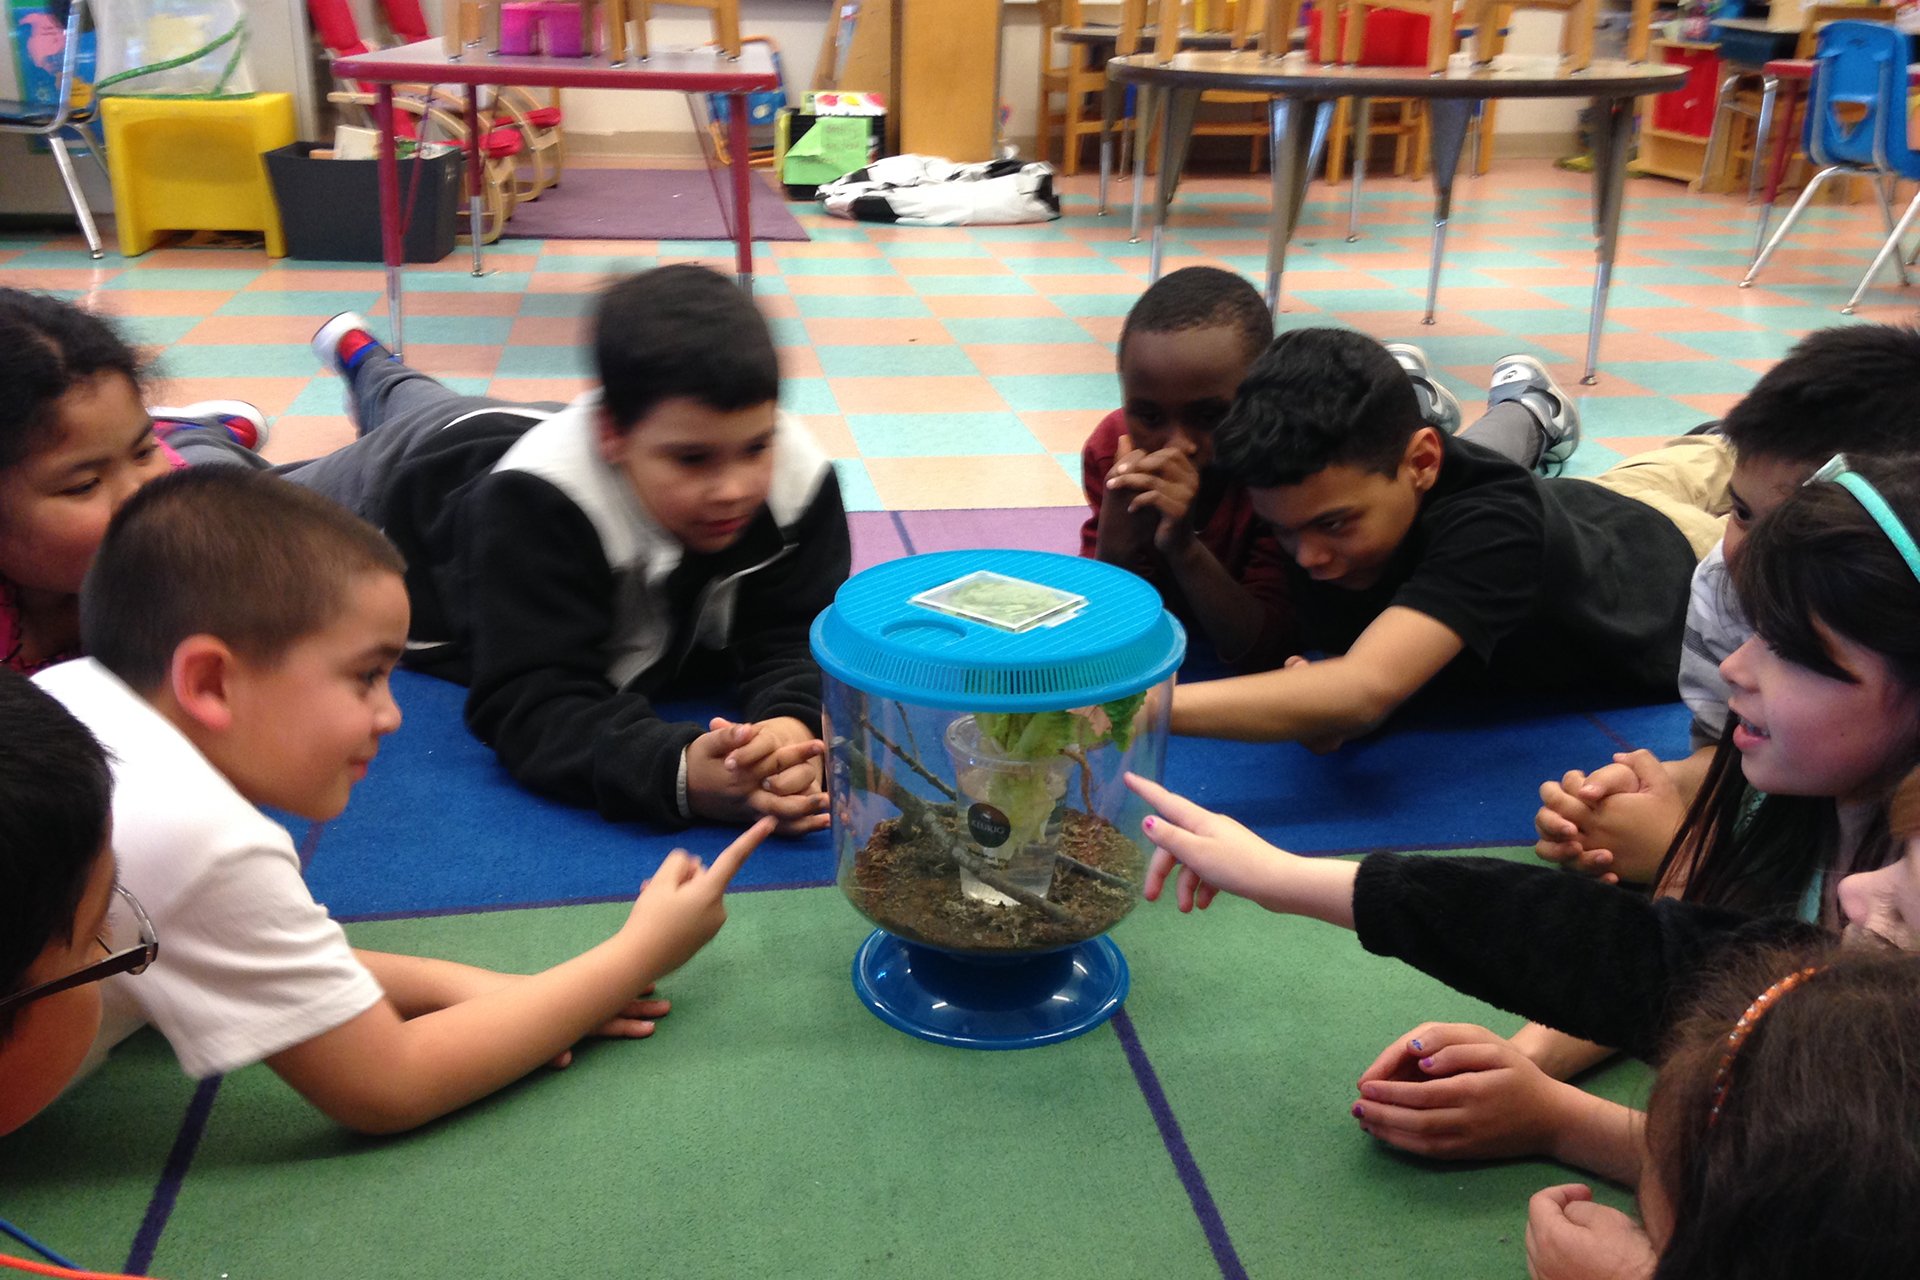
[7,159,1914,504]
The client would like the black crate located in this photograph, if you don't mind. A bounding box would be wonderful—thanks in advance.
[265,142,461,264]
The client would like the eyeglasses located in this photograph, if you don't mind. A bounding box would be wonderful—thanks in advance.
[1809,453,1920,586]
[0,886,158,1016]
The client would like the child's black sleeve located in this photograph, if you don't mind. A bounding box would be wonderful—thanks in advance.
[460,471,703,827]
[1350,853,1825,1060]
[730,470,852,731]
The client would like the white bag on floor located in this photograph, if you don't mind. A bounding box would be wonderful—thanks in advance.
[818,154,1060,226]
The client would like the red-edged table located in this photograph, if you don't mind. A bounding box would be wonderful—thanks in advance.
[331,39,779,354]
[1748,56,1920,260]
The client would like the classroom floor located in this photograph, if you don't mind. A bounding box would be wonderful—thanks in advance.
[2,157,1914,1279]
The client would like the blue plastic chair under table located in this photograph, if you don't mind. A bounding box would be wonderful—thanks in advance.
[1740,21,1919,309]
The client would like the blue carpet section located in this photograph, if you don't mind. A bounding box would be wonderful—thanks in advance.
[303,671,1694,920]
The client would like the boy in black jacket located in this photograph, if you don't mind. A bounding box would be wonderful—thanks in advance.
[294,266,848,831]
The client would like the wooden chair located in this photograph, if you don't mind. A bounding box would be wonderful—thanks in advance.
[1471,0,1598,71]
[628,0,742,60]
[1190,0,1281,171]
[1796,3,1896,57]
[1037,0,1122,175]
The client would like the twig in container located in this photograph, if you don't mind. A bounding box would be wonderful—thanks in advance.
[858,714,957,800]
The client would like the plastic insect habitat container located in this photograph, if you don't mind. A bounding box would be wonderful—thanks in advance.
[810,549,1185,1049]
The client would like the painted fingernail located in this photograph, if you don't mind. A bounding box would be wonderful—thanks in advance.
[1351,1103,1365,1120]
[1409,1038,1424,1053]
[1143,816,1156,830]
[1420,1056,1435,1070]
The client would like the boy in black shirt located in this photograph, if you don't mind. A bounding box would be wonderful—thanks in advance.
[1173,328,1726,746]
[297,266,849,831]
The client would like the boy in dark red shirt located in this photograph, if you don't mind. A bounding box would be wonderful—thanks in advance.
[1080,267,1295,669]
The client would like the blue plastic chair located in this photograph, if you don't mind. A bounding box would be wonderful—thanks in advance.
[0,0,105,258]
[1741,20,1914,305]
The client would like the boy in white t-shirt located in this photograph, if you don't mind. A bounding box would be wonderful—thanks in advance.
[37,467,768,1133]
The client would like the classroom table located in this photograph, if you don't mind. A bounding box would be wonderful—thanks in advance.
[330,39,778,355]
[1107,52,1687,384]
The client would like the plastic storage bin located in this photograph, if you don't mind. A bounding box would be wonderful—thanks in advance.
[812,549,1184,1049]
[265,142,460,263]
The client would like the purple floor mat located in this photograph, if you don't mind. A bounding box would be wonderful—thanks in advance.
[847,507,1086,573]
[501,167,810,242]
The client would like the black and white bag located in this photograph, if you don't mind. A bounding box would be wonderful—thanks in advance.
[817,155,1060,226]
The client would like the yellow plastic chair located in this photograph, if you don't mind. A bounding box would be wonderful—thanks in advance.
[99,93,297,257]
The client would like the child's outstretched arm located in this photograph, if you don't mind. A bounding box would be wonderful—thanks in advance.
[1126,774,1358,924]
[266,819,771,1134]
[1169,607,1463,746]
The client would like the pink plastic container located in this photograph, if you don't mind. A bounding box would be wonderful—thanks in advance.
[497,2,540,54]
[534,1,594,56]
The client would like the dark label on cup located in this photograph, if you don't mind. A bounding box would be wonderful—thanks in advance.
[967,802,1012,848]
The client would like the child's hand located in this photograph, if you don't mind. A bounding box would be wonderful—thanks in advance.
[687,718,829,834]
[623,818,770,978]
[1351,1023,1581,1161]
[1105,432,1201,553]
[1524,1185,1657,1280]
[549,983,674,1068]
[1126,772,1292,912]
[1535,751,1685,885]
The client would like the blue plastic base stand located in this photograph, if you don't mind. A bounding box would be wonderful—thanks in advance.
[851,929,1130,1050]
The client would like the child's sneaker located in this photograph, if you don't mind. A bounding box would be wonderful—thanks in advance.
[1488,354,1581,468]
[312,311,391,377]
[149,400,269,452]
[1385,343,1461,435]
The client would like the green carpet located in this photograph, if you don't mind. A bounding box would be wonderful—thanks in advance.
[1,852,1647,1279]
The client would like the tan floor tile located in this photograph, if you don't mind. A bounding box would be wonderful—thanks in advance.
[865,455,1085,509]
[146,376,311,417]
[830,376,1009,414]
[1021,410,1104,454]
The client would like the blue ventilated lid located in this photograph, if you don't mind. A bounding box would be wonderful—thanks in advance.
[810,550,1186,711]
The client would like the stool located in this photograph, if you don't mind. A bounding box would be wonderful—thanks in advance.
[100,94,296,258]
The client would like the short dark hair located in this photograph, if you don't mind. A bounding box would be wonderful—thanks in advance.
[591,265,780,431]
[1212,328,1424,487]
[0,668,113,1035]
[1648,945,1920,1280]
[0,289,147,475]
[1117,266,1273,369]
[1720,324,1920,465]
[82,469,406,693]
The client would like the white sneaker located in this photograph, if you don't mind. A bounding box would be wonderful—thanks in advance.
[149,399,268,452]
[311,311,386,375]
[1385,342,1462,435]
[1488,353,1581,468]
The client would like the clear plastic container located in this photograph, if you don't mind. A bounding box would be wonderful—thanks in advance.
[812,549,1184,1048]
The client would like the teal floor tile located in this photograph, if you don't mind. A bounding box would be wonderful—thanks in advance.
[104,268,273,291]
[846,412,1042,458]
[1668,329,1800,361]
[494,344,593,377]
[519,292,597,317]
[989,373,1117,412]
[1580,394,1726,437]
[818,345,978,377]
[217,290,382,316]
[115,315,202,345]
[782,377,840,416]
[832,458,882,511]
[405,271,535,293]
[1052,293,1142,317]
[398,315,517,345]
[159,344,327,377]
[908,275,1037,296]
[1477,307,1606,337]
[775,257,898,276]
[940,317,1104,345]
[995,256,1128,275]
[766,317,809,347]
[531,253,657,275]
[793,294,935,319]
[877,242,992,258]
[1606,360,1767,395]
